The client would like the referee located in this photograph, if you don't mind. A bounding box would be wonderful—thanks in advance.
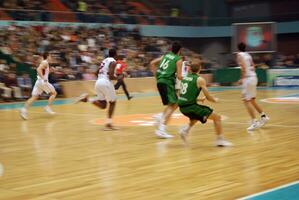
[114,55,133,100]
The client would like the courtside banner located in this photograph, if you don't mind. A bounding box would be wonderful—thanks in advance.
[274,76,299,87]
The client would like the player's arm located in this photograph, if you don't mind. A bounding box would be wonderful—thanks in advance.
[176,59,183,80]
[36,62,47,82]
[197,77,218,103]
[237,54,246,79]
[150,56,163,75]
[108,61,117,80]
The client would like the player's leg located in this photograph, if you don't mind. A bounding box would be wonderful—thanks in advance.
[44,83,57,115]
[120,79,132,100]
[92,100,107,109]
[103,81,118,130]
[208,112,233,147]
[250,98,269,127]
[20,80,43,120]
[155,82,178,138]
[242,78,260,131]
[20,95,39,120]
[114,77,122,90]
[179,119,197,143]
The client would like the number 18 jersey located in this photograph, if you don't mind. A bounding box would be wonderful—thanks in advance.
[178,73,201,106]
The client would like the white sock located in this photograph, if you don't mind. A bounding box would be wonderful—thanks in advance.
[106,118,112,124]
[252,119,257,124]
[159,123,166,132]
[217,135,224,140]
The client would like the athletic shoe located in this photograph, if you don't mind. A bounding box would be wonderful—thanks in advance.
[155,130,174,139]
[215,139,233,147]
[44,106,56,115]
[20,108,28,120]
[259,116,270,127]
[128,96,133,100]
[247,121,260,131]
[178,125,189,143]
[75,93,89,103]
[103,124,119,131]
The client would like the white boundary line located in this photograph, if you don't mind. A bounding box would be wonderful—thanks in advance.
[237,180,299,200]
[0,162,3,177]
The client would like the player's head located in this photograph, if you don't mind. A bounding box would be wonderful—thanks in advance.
[190,62,201,74]
[43,52,49,60]
[109,49,117,58]
[171,41,182,55]
[238,42,246,52]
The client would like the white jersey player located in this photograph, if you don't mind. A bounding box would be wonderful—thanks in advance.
[237,42,269,131]
[20,52,57,120]
[76,49,118,131]
[175,60,190,90]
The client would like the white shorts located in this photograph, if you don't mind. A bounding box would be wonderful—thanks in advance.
[95,78,117,102]
[242,76,257,101]
[32,79,56,96]
[175,78,181,90]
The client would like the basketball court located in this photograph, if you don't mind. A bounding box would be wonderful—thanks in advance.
[0,87,298,199]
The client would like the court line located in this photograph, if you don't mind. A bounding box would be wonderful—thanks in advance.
[237,180,299,200]
[17,111,299,128]
[0,162,3,177]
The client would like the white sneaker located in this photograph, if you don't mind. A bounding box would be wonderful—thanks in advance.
[20,108,28,120]
[75,93,89,103]
[178,126,189,143]
[44,106,56,115]
[155,130,174,139]
[215,139,233,147]
[247,121,261,131]
[259,116,270,127]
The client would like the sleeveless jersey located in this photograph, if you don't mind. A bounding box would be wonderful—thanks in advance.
[237,52,256,77]
[156,52,181,83]
[98,57,116,79]
[178,73,201,106]
[37,60,49,80]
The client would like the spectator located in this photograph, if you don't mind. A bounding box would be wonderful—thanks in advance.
[4,72,23,99]
[82,68,96,80]
[17,73,32,98]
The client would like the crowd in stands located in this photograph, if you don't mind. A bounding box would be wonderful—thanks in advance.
[0,23,199,101]
[0,22,298,101]
[0,0,189,25]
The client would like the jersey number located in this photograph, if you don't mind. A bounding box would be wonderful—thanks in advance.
[160,59,170,70]
[180,83,188,94]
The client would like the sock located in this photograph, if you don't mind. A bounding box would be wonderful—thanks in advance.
[159,123,166,132]
[252,119,257,124]
[106,118,112,124]
[217,135,224,140]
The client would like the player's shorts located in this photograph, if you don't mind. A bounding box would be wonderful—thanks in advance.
[95,78,117,102]
[179,104,213,124]
[242,76,257,101]
[175,78,181,90]
[32,79,56,96]
[157,82,177,105]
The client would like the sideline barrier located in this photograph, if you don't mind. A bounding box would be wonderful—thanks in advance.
[60,74,213,98]
[213,68,267,85]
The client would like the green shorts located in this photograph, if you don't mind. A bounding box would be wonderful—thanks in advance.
[179,104,213,124]
[157,82,177,105]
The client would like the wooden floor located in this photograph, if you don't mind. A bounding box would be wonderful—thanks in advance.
[0,88,298,200]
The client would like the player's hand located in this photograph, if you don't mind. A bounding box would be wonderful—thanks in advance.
[214,97,219,103]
